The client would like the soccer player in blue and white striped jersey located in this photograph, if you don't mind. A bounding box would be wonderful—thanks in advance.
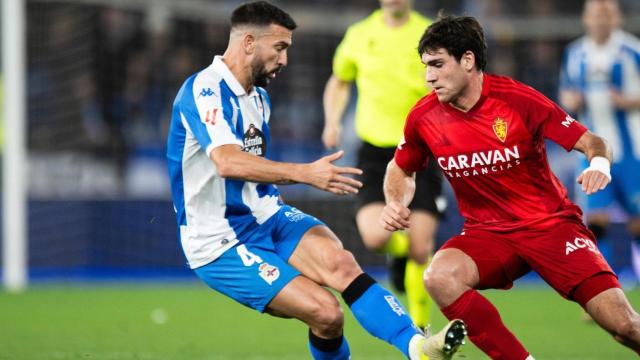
[166,2,465,359]
[560,0,640,281]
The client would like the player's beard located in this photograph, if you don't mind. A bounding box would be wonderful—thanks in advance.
[252,61,281,88]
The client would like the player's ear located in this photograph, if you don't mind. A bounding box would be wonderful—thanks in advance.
[242,32,257,55]
[462,51,475,72]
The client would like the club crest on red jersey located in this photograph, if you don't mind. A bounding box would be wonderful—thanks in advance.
[492,117,508,143]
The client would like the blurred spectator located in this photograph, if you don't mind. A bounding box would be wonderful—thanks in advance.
[521,40,559,99]
[21,0,640,200]
[559,0,640,278]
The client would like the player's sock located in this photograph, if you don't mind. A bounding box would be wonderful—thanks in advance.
[308,330,350,360]
[342,273,421,358]
[405,258,431,328]
[441,289,529,360]
[385,231,410,293]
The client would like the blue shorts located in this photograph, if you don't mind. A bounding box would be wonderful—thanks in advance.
[577,158,640,216]
[194,205,324,312]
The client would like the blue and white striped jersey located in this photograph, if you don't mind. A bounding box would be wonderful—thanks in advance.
[560,30,640,163]
[167,56,281,269]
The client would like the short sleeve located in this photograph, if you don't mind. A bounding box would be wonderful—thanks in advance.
[541,102,588,151]
[394,112,430,172]
[520,84,587,151]
[332,27,358,82]
[182,76,243,157]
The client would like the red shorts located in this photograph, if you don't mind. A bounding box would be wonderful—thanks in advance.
[441,217,619,302]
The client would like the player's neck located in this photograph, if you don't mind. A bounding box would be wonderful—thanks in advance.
[382,10,410,28]
[590,32,613,46]
[221,51,253,93]
[450,72,484,113]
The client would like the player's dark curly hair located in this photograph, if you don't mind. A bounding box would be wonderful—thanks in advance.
[418,15,487,71]
[231,1,297,31]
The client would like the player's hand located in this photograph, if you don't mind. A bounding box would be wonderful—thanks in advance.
[304,150,362,195]
[577,157,611,195]
[322,124,342,149]
[611,90,637,110]
[379,201,411,231]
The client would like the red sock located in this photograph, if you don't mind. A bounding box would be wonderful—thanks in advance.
[441,289,529,360]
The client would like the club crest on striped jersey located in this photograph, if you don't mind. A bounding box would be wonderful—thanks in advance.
[492,117,508,143]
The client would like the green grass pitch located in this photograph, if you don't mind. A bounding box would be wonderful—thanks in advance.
[1,283,638,359]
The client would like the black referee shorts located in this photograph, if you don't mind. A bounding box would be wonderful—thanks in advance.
[355,141,443,217]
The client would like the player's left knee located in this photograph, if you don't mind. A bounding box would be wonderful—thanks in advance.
[315,302,344,335]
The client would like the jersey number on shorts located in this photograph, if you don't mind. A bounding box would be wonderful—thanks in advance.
[236,244,263,266]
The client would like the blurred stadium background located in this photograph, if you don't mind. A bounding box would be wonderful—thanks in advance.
[1,0,640,359]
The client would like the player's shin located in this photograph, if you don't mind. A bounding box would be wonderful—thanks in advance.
[342,273,421,358]
[441,289,529,360]
[308,329,351,360]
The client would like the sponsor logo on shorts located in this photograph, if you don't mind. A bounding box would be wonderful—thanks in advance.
[284,207,306,222]
[258,263,280,285]
[384,295,406,316]
[565,237,599,255]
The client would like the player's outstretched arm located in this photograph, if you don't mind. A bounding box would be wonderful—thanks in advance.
[322,75,352,149]
[573,131,612,195]
[380,159,416,231]
[211,145,362,195]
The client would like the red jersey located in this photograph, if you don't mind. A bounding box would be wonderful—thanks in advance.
[395,74,588,231]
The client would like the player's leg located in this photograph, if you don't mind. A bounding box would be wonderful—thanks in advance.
[406,210,437,328]
[406,165,443,328]
[266,276,352,359]
[425,233,531,360]
[273,204,466,358]
[194,241,351,360]
[287,224,427,358]
[356,202,392,250]
[520,216,637,355]
[574,277,640,353]
[355,143,409,292]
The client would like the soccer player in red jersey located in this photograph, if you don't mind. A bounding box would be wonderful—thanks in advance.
[381,15,640,359]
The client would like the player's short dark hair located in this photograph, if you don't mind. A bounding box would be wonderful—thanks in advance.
[418,15,487,71]
[231,1,297,31]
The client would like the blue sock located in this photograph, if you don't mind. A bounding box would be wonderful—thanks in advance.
[308,330,350,360]
[342,273,420,358]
